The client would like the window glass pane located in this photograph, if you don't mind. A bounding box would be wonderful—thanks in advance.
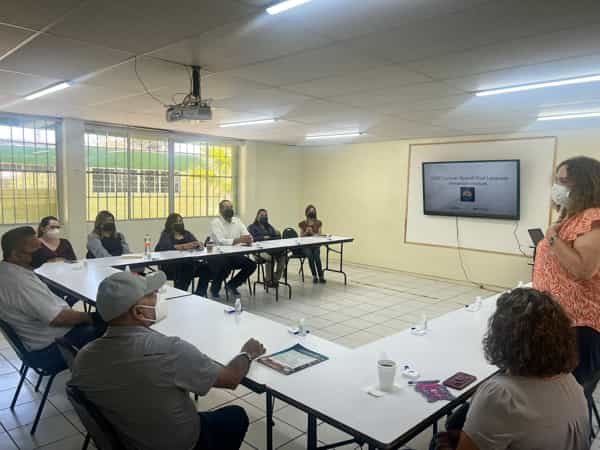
[0,116,59,225]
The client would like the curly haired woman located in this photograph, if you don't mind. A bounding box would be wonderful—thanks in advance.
[436,288,589,450]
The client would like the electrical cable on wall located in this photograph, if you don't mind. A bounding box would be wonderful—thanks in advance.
[513,221,532,257]
[455,217,483,288]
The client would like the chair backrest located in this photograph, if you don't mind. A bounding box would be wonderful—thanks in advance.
[55,337,78,371]
[583,369,600,398]
[0,317,29,362]
[282,227,298,239]
[66,385,125,450]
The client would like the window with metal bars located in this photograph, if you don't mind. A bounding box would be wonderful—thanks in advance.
[0,115,59,225]
[85,127,235,221]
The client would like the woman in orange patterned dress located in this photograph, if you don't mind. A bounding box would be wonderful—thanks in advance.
[533,156,600,385]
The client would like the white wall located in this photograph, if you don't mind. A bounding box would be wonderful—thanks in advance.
[301,129,600,289]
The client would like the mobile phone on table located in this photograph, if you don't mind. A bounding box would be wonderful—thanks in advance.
[443,372,476,390]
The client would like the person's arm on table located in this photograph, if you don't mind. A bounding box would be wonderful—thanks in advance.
[214,338,266,389]
[50,309,92,327]
[119,233,131,254]
[547,222,600,280]
[87,234,111,258]
[64,240,77,261]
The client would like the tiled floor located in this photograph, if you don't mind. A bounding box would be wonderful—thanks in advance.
[0,262,593,449]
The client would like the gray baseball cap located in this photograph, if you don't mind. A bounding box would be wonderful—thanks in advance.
[96,271,167,321]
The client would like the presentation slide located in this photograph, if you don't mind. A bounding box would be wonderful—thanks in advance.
[423,160,520,219]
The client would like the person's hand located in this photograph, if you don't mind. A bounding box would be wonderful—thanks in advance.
[188,241,202,250]
[240,234,253,244]
[241,338,266,360]
[546,221,563,240]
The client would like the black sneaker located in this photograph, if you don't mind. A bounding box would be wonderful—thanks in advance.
[319,278,326,284]
[313,277,319,283]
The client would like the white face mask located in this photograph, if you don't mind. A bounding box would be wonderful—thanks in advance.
[136,300,168,324]
[551,183,571,207]
[45,228,60,239]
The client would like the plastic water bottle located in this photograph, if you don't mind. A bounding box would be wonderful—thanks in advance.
[125,265,131,272]
[475,296,482,309]
[144,234,151,259]
[234,298,242,315]
[298,318,306,336]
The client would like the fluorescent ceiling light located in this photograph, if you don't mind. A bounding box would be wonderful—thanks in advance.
[25,82,71,100]
[305,131,363,140]
[267,0,312,15]
[219,118,276,128]
[537,111,600,121]
[475,74,600,97]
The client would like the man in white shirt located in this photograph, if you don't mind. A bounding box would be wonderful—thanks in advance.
[209,200,256,299]
[0,227,106,371]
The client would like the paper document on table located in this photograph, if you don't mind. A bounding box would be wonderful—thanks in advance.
[258,344,328,375]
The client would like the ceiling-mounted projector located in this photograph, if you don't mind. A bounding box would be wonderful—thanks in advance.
[166,65,212,122]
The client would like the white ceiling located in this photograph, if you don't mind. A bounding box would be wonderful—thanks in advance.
[1,0,600,145]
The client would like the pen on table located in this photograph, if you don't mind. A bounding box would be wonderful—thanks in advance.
[408,379,440,385]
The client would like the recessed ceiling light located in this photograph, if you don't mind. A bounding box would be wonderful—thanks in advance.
[537,111,600,121]
[25,82,71,100]
[219,118,277,128]
[267,0,312,15]
[305,131,363,140]
[475,74,600,97]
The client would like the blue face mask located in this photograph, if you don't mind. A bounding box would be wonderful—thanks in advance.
[259,216,269,225]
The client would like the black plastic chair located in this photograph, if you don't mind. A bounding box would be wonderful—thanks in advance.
[0,318,66,434]
[282,227,306,283]
[66,385,125,450]
[584,371,600,437]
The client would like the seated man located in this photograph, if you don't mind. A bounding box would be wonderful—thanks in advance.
[209,199,257,298]
[0,227,106,371]
[70,270,265,450]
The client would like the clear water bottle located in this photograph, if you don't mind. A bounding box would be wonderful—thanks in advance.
[234,298,242,315]
[144,234,151,259]
[125,265,131,272]
[298,318,306,336]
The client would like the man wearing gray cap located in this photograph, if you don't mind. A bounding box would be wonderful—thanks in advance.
[70,270,265,450]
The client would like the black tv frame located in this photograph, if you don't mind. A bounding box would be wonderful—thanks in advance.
[422,159,520,220]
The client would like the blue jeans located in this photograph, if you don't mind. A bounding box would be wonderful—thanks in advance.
[196,405,249,450]
[28,314,107,372]
[303,247,323,278]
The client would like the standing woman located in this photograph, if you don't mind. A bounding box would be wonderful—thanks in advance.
[533,156,600,386]
[32,216,77,268]
[87,210,131,258]
[155,213,210,296]
[299,204,325,283]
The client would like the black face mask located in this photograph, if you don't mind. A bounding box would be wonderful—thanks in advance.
[223,208,234,220]
[102,222,116,233]
[259,216,269,225]
[307,212,316,219]
[173,223,185,234]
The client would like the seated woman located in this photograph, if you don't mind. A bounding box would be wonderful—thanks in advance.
[32,216,77,268]
[87,210,130,258]
[155,213,211,297]
[33,216,79,306]
[436,288,590,450]
[299,204,325,283]
[248,209,285,287]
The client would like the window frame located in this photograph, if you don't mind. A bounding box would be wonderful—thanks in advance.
[84,125,238,222]
[0,113,61,225]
